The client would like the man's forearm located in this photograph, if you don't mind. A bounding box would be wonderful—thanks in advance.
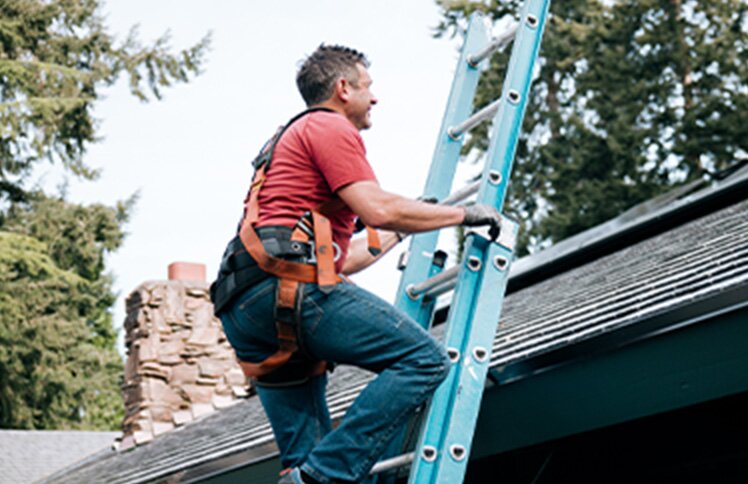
[341,230,402,275]
[371,197,465,233]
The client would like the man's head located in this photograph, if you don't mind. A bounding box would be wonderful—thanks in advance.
[296,44,377,130]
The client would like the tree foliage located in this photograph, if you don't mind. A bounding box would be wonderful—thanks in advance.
[0,0,208,430]
[0,0,210,202]
[438,0,748,254]
[0,196,127,429]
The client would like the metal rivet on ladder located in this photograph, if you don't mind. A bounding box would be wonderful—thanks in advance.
[526,14,539,29]
[449,444,467,461]
[433,250,448,269]
[493,256,508,271]
[488,170,502,185]
[406,284,419,300]
[396,250,409,271]
[447,347,460,363]
[422,446,438,462]
[467,256,482,271]
[472,346,488,362]
[446,126,461,141]
[507,89,521,105]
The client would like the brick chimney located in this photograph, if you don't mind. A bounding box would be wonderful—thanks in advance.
[120,262,249,450]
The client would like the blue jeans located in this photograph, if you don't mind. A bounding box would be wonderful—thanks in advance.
[219,277,450,483]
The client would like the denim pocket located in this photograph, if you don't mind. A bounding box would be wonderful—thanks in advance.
[234,278,276,336]
[301,291,325,336]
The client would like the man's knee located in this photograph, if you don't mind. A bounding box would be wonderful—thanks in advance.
[418,340,451,388]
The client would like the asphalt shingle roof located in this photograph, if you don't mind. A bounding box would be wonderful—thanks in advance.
[0,430,118,484]
[47,175,748,484]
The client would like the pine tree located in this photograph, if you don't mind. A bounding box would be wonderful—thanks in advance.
[437,0,748,254]
[0,0,208,430]
[0,0,209,202]
[0,195,128,429]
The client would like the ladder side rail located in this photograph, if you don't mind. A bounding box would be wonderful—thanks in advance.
[408,1,551,483]
[392,12,491,324]
[427,233,516,483]
[406,234,490,484]
[376,15,492,483]
[476,2,550,212]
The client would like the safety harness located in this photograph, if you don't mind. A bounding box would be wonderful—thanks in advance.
[225,108,381,382]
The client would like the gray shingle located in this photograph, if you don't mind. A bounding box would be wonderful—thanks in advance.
[48,187,748,484]
[0,430,118,483]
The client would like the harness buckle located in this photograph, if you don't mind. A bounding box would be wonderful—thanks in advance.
[307,241,342,264]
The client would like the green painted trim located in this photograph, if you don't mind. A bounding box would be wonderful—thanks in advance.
[197,456,280,484]
[471,305,748,459]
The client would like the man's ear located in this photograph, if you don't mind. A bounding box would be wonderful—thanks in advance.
[334,77,351,103]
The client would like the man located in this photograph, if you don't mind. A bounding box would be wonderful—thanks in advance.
[212,44,501,484]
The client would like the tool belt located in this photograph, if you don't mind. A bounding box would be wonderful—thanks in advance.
[210,226,330,315]
[210,108,381,385]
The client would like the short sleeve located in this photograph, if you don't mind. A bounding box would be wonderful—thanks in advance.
[304,113,378,192]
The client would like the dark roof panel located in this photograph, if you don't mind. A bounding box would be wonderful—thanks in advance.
[49,184,748,483]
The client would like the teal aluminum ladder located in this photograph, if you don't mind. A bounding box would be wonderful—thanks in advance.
[370,1,551,482]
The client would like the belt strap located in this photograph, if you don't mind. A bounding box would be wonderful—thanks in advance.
[311,210,337,293]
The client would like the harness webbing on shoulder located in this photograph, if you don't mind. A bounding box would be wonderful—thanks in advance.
[237,108,381,381]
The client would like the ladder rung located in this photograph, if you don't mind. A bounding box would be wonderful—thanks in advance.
[467,21,520,67]
[407,266,459,299]
[447,98,501,140]
[425,277,458,299]
[370,451,414,475]
[442,179,481,206]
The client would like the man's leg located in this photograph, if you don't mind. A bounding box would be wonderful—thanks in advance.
[219,278,332,469]
[296,282,450,483]
[255,373,332,468]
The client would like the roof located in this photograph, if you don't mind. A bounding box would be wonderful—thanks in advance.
[47,165,748,483]
[0,430,119,484]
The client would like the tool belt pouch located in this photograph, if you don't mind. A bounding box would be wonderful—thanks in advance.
[210,226,314,315]
[210,234,271,315]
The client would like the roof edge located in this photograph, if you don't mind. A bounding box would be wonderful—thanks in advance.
[507,161,748,293]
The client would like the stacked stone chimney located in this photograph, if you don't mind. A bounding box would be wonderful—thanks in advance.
[120,262,249,450]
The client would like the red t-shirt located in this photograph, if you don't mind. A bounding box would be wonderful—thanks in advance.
[256,110,377,272]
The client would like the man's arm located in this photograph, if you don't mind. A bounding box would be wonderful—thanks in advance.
[341,230,401,275]
[337,180,502,274]
[337,180,465,233]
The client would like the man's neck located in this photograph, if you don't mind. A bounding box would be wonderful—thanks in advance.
[313,100,344,116]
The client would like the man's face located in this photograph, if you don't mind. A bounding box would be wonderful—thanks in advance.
[344,63,378,130]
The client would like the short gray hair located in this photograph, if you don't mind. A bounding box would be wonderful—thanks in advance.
[296,44,370,106]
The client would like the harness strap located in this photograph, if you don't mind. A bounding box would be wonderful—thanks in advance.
[367,226,382,256]
[311,210,337,293]
[316,195,382,257]
[239,217,322,284]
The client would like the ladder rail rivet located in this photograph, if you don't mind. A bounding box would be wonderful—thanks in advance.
[467,256,482,271]
[396,250,410,271]
[473,346,488,362]
[406,284,419,300]
[526,14,539,28]
[507,89,521,104]
[493,256,508,271]
[422,446,438,462]
[488,170,502,185]
[447,347,461,363]
[449,444,467,461]
[446,126,462,141]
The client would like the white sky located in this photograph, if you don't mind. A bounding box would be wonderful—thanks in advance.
[51,0,482,352]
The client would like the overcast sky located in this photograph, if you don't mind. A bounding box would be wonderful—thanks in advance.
[51,1,487,351]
